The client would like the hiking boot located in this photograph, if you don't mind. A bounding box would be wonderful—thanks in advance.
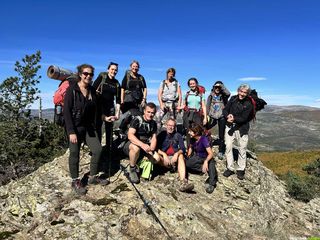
[205,184,216,194]
[236,170,245,180]
[179,180,194,192]
[88,175,110,186]
[223,169,235,178]
[217,152,224,160]
[71,179,87,195]
[127,165,140,184]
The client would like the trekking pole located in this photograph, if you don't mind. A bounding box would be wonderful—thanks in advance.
[119,164,173,240]
[108,122,113,182]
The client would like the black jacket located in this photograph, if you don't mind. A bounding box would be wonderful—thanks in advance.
[64,82,97,136]
[223,95,253,136]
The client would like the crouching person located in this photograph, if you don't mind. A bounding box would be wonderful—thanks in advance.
[186,124,218,194]
[123,102,160,183]
[157,118,194,192]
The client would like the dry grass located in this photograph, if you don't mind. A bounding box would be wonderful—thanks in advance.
[258,150,320,177]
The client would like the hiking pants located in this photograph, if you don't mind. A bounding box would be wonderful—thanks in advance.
[224,126,248,171]
[186,155,218,186]
[206,117,226,153]
[68,130,102,179]
[183,110,202,146]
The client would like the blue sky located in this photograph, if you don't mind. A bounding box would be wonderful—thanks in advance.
[1,0,319,109]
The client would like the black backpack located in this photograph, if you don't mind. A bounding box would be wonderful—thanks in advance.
[248,89,267,121]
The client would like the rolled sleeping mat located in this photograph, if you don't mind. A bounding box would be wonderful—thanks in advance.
[47,65,74,81]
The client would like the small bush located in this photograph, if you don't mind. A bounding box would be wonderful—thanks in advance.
[303,158,320,177]
[284,172,316,202]
[0,118,66,185]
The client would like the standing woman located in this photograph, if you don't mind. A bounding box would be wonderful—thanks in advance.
[206,80,230,159]
[93,62,121,176]
[120,60,147,114]
[180,77,207,144]
[186,124,218,194]
[158,67,182,120]
[64,64,104,195]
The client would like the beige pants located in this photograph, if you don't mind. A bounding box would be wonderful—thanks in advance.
[224,126,248,171]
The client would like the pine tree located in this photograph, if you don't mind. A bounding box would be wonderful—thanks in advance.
[0,51,41,121]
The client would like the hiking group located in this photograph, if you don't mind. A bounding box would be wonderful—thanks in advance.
[53,60,266,195]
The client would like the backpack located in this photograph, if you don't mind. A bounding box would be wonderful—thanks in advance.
[161,79,179,102]
[184,85,206,114]
[53,75,79,126]
[124,70,145,103]
[207,93,224,119]
[95,72,121,107]
[247,89,267,121]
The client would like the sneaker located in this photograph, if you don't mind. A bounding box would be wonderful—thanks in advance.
[205,184,216,194]
[179,180,194,192]
[217,152,224,160]
[127,165,140,184]
[71,179,87,195]
[236,170,245,180]
[88,175,110,186]
[223,169,235,177]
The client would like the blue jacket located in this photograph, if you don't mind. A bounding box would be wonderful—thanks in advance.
[157,131,186,154]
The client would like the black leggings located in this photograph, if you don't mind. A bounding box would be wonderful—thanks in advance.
[183,110,202,146]
[186,155,218,186]
[68,131,102,179]
[206,117,226,153]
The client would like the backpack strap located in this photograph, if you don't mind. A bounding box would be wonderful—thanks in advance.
[247,96,256,122]
[184,90,190,110]
[162,79,178,101]
[96,72,108,94]
[126,70,131,90]
[126,70,145,90]
[101,72,108,84]
[185,90,203,111]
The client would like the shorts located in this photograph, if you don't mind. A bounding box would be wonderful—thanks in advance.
[123,140,151,159]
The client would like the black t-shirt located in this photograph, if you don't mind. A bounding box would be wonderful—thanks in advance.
[130,116,157,143]
[93,72,120,115]
[121,72,146,91]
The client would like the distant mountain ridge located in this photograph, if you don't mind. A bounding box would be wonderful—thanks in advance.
[32,105,320,152]
[251,105,320,152]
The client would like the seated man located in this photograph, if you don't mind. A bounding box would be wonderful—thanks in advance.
[123,102,160,183]
[157,118,194,192]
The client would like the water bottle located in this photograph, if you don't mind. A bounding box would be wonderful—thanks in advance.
[56,105,62,115]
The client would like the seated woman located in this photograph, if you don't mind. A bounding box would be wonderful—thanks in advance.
[186,124,218,194]
[157,118,194,193]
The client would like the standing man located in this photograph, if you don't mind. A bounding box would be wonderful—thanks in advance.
[93,62,121,173]
[123,102,160,183]
[222,84,253,180]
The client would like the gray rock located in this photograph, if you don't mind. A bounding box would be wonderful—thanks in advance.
[0,147,319,240]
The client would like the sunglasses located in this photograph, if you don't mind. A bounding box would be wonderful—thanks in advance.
[82,72,94,77]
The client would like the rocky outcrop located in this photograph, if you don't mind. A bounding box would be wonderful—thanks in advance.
[0,148,319,240]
